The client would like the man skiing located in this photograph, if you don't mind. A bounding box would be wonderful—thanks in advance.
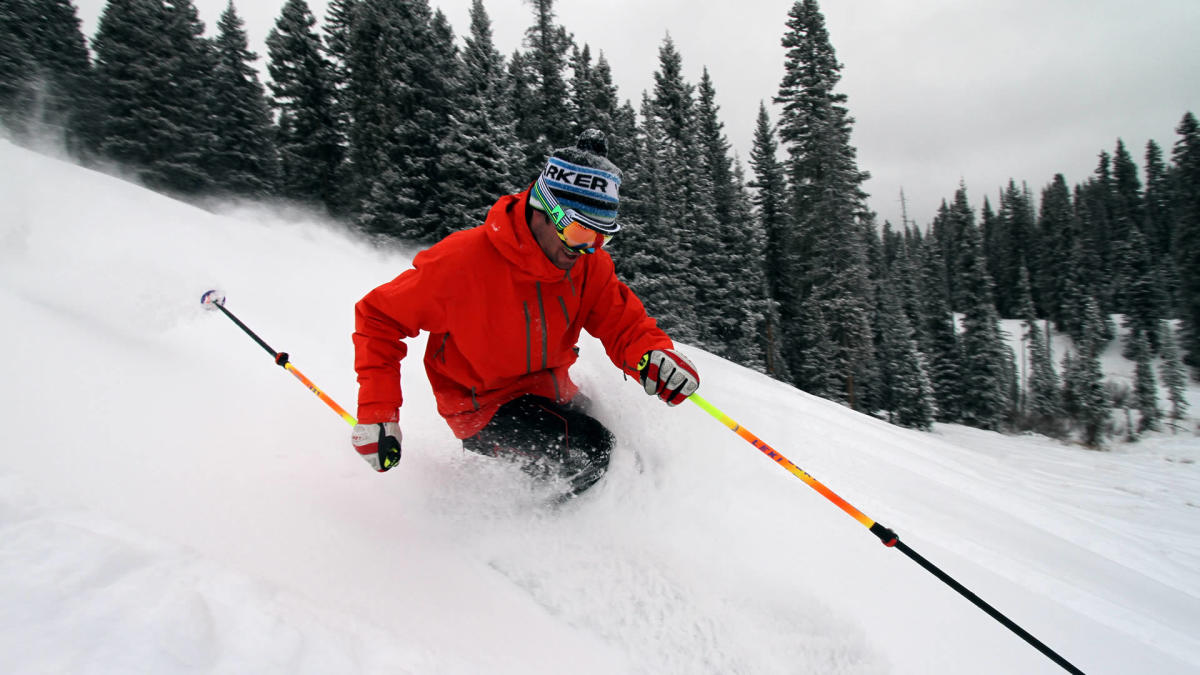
[350,130,700,496]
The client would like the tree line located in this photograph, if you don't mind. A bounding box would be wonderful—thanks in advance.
[3,0,1198,446]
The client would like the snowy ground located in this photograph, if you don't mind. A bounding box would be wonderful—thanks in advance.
[2,139,1198,674]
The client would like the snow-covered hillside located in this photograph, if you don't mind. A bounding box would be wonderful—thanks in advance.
[1,139,1198,674]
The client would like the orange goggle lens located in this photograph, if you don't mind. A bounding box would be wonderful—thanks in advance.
[557,219,613,254]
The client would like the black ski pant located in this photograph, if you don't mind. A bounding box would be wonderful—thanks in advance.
[461,394,614,495]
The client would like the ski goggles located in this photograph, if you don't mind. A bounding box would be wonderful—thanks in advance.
[531,176,618,254]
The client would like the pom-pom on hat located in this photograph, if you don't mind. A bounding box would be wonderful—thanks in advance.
[529,129,622,233]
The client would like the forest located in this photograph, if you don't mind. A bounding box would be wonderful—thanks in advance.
[3,0,1198,446]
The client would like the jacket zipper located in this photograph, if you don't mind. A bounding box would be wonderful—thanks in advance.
[535,282,548,370]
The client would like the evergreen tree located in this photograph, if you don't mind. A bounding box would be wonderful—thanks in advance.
[1037,173,1077,326]
[774,0,874,406]
[569,49,623,160]
[1159,320,1190,429]
[437,0,524,237]
[518,0,574,173]
[1062,297,1111,447]
[345,0,458,241]
[1027,319,1061,434]
[917,235,961,422]
[792,294,840,398]
[1120,227,1168,355]
[691,65,764,367]
[955,205,1013,430]
[932,186,975,311]
[1077,151,1119,313]
[1143,141,1172,257]
[1129,329,1161,434]
[722,160,769,370]
[210,1,278,198]
[1172,112,1200,377]
[93,0,218,194]
[990,181,1037,318]
[321,0,357,209]
[872,280,936,430]
[748,102,790,380]
[266,0,341,211]
[617,40,701,345]
[0,1,38,137]
[0,0,93,153]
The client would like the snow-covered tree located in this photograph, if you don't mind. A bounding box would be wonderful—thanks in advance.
[774,0,874,406]
[210,1,278,199]
[1129,330,1161,434]
[1159,320,1190,429]
[956,198,1013,431]
[748,102,790,381]
[266,0,341,211]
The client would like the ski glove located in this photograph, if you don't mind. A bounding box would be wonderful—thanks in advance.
[351,422,402,472]
[638,349,700,406]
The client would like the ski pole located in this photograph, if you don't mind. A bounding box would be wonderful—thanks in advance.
[201,290,358,427]
[687,392,1085,675]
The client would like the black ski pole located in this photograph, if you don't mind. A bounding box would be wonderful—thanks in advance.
[201,290,358,427]
[688,392,1086,675]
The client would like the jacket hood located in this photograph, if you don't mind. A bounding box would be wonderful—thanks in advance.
[483,188,598,283]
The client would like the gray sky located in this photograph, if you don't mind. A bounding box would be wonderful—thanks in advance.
[73,0,1200,228]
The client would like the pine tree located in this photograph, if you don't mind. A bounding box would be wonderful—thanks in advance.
[266,0,341,211]
[990,181,1037,318]
[956,202,1013,430]
[873,280,936,430]
[1143,140,1175,278]
[616,40,701,344]
[1077,150,1120,315]
[1172,112,1200,378]
[518,0,574,173]
[321,0,357,210]
[1120,227,1168,355]
[1159,320,1190,429]
[691,65,764,367]
[774,0,874,406]
[1027,319,1061,434]
[1062,297,1111,447]
[569,48,623,158]
[1037,174,1077,326]
[346,0,458,241]
[748,102,790,381]
[0,0,93,153]
[437,0,524,237]
[0,1,38,137]
[93,0,218,194]
[210,1,278,199]
[792,294,840,398]
[918,235,961,422]
[1129,330,1161,434]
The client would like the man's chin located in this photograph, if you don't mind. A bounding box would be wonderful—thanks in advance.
[555,245,581,269]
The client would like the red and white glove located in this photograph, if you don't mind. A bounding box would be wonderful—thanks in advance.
[638,349,700,406]
[351,422,402,472]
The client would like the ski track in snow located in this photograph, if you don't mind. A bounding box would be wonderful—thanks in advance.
[2,139,1199,674]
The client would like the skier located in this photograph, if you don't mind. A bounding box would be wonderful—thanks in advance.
[350,130,700,496]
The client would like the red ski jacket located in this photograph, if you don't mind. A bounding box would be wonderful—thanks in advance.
[353,188,673,439]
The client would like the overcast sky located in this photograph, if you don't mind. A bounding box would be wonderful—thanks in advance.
[72,0,1200,228]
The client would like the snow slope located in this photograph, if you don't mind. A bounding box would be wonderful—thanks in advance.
[2,139,1198,674]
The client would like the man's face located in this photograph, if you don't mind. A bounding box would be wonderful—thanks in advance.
[529,208,582,270]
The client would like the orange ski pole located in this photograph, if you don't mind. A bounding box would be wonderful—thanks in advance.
[201,290,357,427]
[688,392,1085,675]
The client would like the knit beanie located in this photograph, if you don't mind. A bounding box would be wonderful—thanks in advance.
[529,129,622,233]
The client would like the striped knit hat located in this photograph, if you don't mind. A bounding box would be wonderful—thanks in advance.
[529,129,622,233]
